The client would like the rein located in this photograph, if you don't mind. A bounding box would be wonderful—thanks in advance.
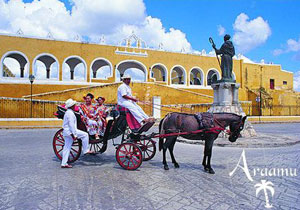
[138,100,194,114]
[149,126,225,139]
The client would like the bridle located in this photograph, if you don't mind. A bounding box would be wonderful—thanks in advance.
[214,117,245,136]
[229,118,245,137]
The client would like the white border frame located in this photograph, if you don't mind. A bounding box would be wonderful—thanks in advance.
[170,65,187,86]
[90,57,113,81]
[115,59,148,82]
[32,53,60,81]
[189,66,205,87]
[150,63,168,83]
[232,71,236,81]
[62,55,87,82]
[206,68,221,86]
[0,50,30,80]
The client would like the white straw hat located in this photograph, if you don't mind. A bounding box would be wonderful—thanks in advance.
[121,74,131,79]
[65,99,77,108]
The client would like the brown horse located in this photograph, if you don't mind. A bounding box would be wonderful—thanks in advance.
[158,112,247,174]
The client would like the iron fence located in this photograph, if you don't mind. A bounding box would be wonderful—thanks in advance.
[1,97,300,118]
[0,97,63,118]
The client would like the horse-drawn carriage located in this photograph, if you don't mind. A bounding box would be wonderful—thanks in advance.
[53,105,156,170]
[53,104,247,173]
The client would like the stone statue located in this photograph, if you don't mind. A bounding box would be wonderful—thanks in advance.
[210,34,235,82]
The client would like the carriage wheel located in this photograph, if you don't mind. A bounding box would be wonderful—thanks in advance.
[137,139,156,161]
[52,129,82,163]
[89,139,104,153]
[116,143,142,170]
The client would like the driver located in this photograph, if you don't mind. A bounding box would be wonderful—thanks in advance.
[117,74,154,124]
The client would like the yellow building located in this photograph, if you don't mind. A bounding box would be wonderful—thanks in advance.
[0,33,299,117]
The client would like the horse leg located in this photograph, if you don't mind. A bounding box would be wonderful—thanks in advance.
[162,137,173,170]
[162,147,169,170]
[204,138,215,174]
[169,137,179,168]
[202,146,207,169]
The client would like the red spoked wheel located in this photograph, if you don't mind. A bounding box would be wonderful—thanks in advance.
[116,143,142,170]
[52,129,82,163]
[89,139,104,153]
[137,139,156,161]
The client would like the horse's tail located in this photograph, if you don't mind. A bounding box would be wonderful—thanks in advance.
[159,114,169,151]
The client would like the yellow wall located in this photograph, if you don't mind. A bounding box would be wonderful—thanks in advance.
[0,83,87,98]
[26,82,213,104]
[0,34,299,116]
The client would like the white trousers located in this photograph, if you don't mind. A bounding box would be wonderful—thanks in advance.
[120,101,149,123]
[61,129,89,166]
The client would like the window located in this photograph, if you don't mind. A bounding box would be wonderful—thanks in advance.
[270,79,275,89]
[283,81,287,85]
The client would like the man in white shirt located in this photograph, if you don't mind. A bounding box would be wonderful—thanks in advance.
[61,99,93,168]
[117,74,154,124]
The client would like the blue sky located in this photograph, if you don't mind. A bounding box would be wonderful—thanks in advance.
[143,0,300,71]
[1,0,300,87]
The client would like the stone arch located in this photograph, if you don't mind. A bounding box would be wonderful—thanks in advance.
[189,67,204,86]
[207,69,221,86]
[90,57,113,79]
[116,60,147,82]
[62,55,87,81]
[33,53,59,80]
[150,63,168,83]
[1,51,29,78]
[171,65,186,85]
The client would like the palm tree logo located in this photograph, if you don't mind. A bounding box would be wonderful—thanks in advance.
[255,180,275,208]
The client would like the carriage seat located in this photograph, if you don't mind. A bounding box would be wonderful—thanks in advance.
[115,105,155,134]
[115,105,141,132]
[194,112,214,129]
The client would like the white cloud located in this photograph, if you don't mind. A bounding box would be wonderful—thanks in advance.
[0,0,192,52]
[233,13,271,53]
[273,37,300,58]
[293,71,300,91]
[272,49,284,56]
[95,66,111,79]
[217,25,225,36]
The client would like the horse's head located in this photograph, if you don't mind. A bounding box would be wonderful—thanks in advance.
[228,116,247,142]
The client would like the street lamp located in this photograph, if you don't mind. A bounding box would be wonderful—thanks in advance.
[29,74,35,118]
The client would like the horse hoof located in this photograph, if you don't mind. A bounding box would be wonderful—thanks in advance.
[174,163,180,168]
[164,165,169,170]
[208,168,215,174]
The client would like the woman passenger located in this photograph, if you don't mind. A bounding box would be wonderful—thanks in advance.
[79,93,102,139]
[95,96,109,135]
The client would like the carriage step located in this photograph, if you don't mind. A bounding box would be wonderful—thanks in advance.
[134,121,155,134]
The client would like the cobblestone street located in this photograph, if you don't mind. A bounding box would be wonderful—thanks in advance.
[0,124,299,210]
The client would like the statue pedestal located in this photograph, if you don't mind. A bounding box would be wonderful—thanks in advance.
[208,82,256,137]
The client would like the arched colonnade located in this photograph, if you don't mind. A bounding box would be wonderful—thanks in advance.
[0,50,233,87]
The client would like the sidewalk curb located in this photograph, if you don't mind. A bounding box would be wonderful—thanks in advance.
[177,134,300,148]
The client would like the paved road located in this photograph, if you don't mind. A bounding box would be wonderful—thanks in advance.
[0,124,299,210]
